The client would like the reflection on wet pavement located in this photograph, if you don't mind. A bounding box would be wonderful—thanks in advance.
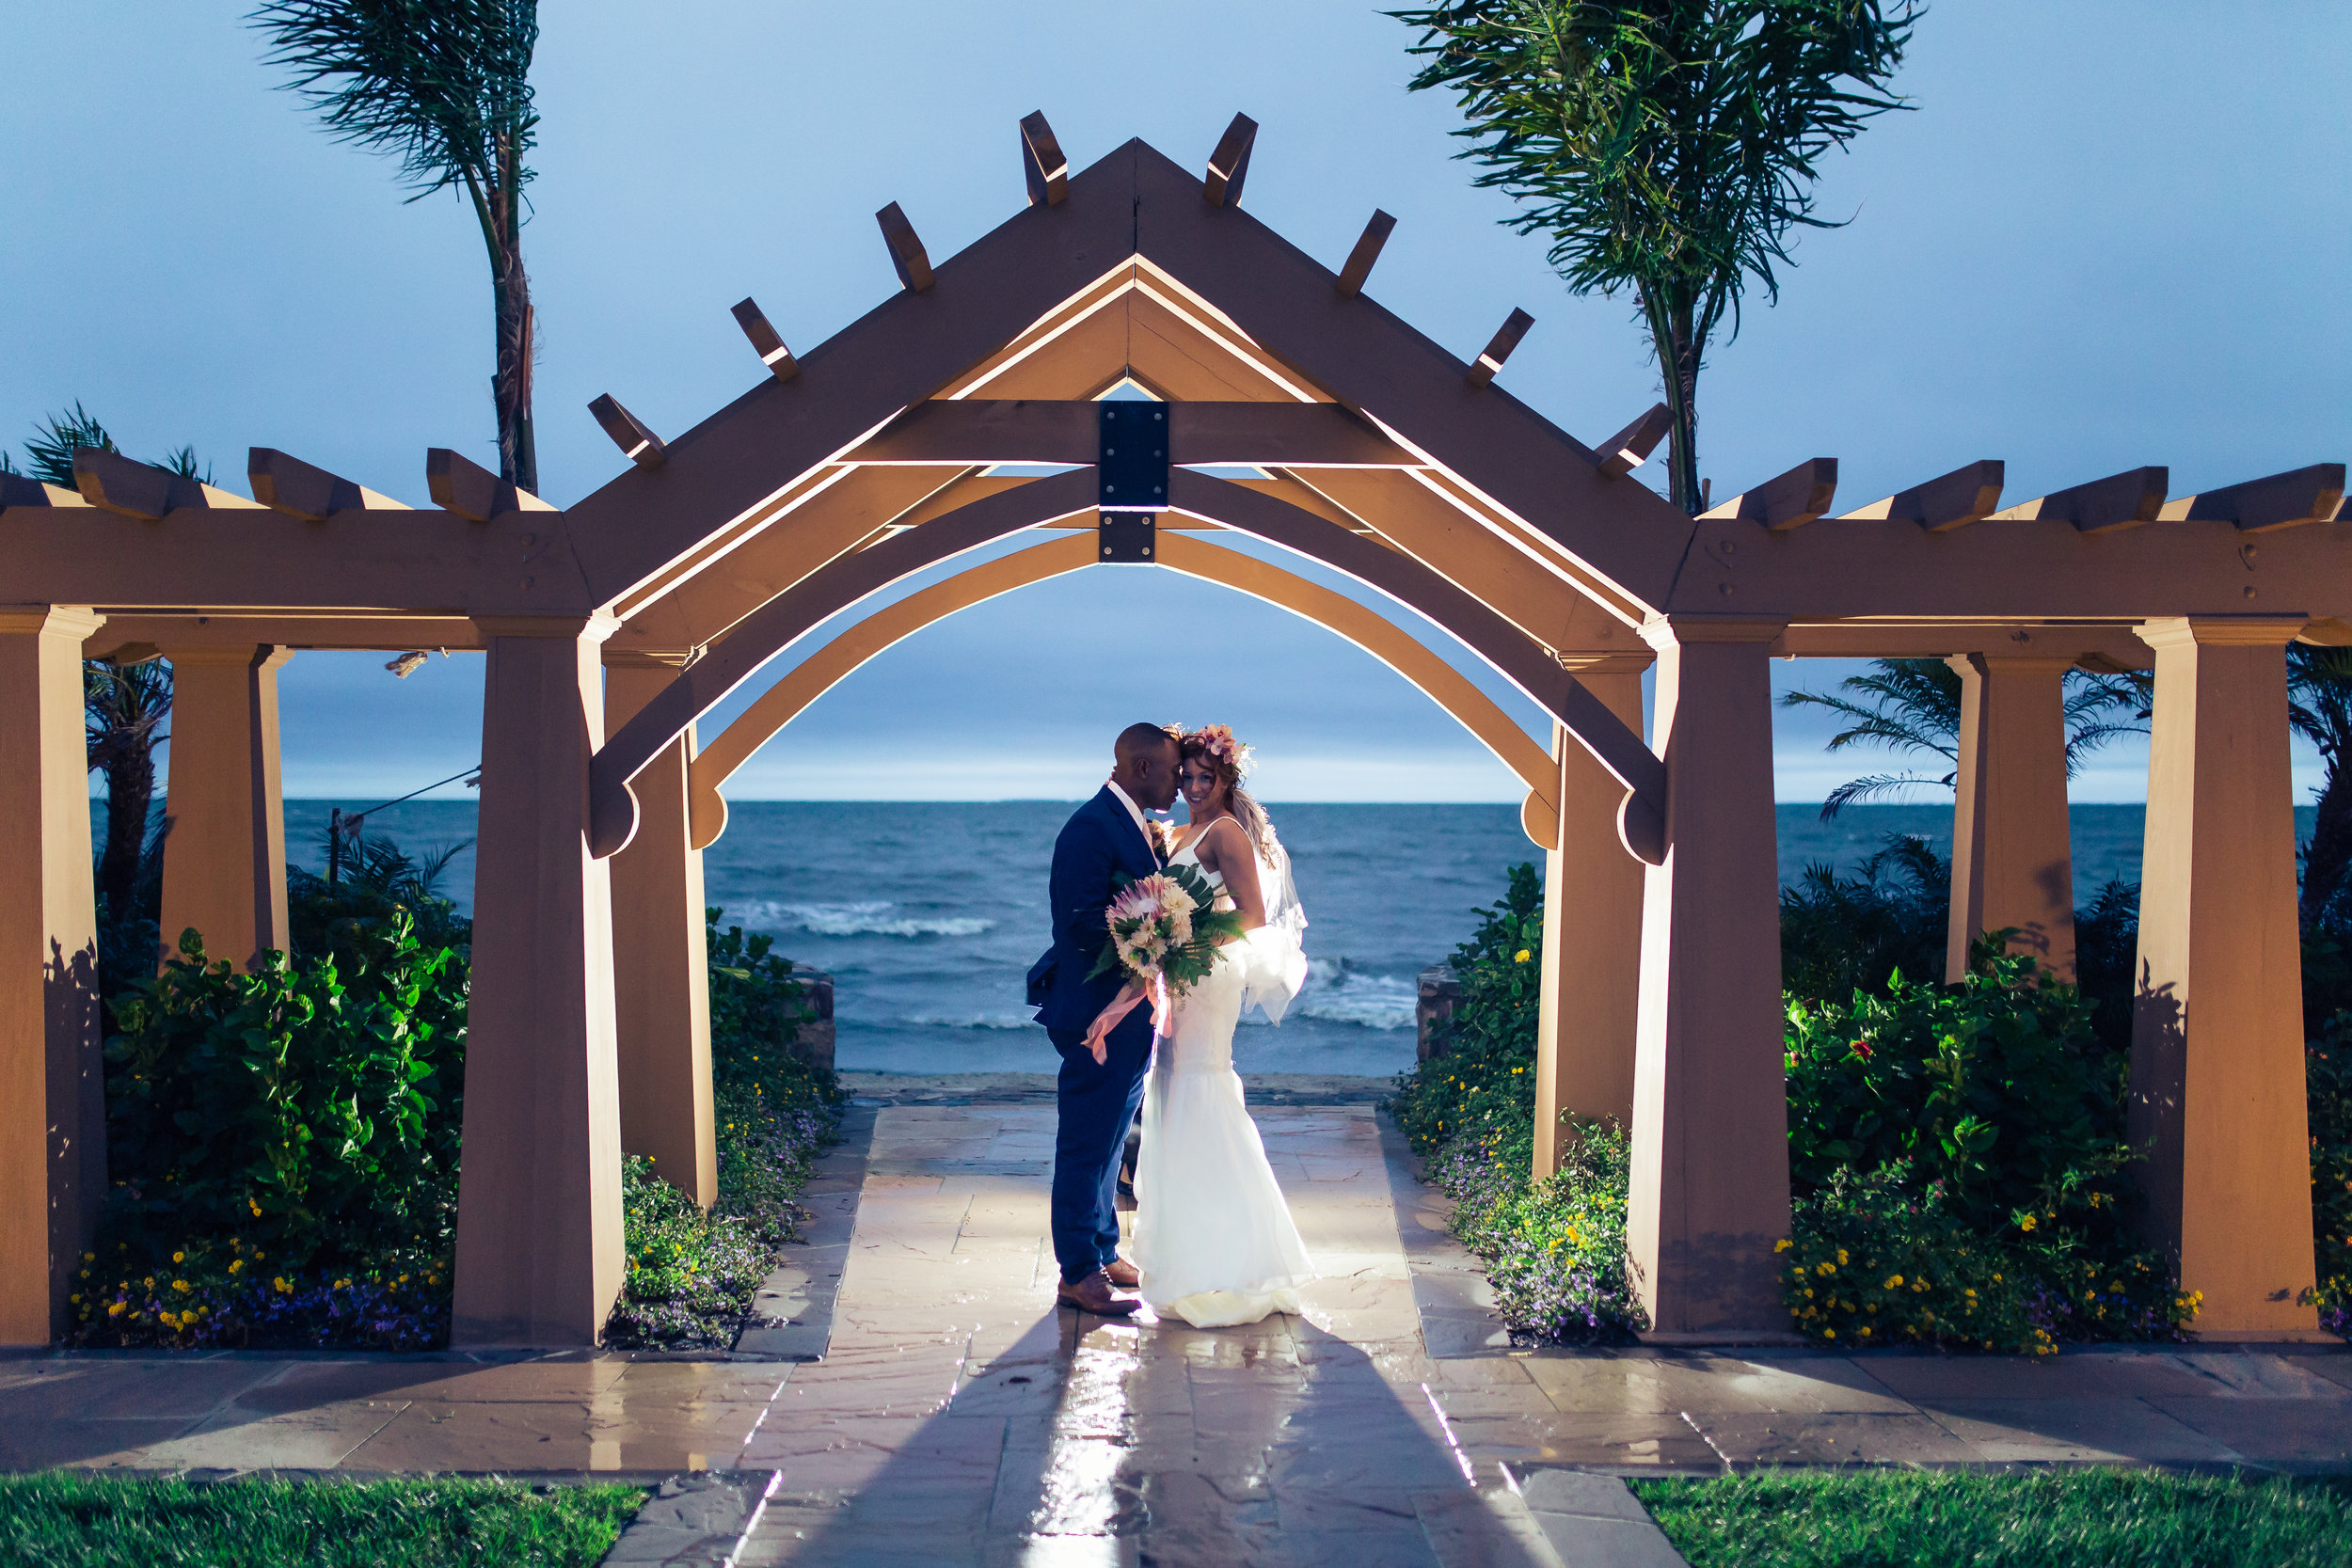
[5,1101,2347,1565]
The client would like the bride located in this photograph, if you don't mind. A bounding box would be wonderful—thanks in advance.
[1083,724,1314,1327]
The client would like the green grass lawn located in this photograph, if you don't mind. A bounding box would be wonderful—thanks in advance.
[1632,1469,2352,1568]
[0,1473,644,1567]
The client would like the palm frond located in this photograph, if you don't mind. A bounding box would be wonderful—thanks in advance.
[248,0,539,203]
[1817,770,1954,820]
[24,403,118,486]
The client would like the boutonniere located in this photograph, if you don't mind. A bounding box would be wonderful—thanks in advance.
[1147,819,1174,857]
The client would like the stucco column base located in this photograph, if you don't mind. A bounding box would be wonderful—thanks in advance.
[1945,653,2078,982]
[1534,662,1648,1178]
[453,615,626,1346]
[603,653,718,1211]
[1627,618,1791,1338]
[2128,617,2318,1338]
[157,644,293,971]
[0,607,108,1344]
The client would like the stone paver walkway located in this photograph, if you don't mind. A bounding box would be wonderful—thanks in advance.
[2,1090,2347,1565]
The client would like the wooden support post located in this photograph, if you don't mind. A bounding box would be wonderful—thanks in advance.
[453,616,626,1345]
[603,654,718,1211]
[1534,663,1649,1179]
[0,608,107,1344]
[1945,654,2078,982]
[156,645,293,970]
[2128,617,2320,1338]
[1629,618,1792,1339]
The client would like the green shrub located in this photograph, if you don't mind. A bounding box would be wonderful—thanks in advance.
[77,914,467,1347]
[1779,834,1947,1004]
[1435,1120,1647,1343]
[2310,1015,2352,1334]
[1786,951,2135,1239]
[1387,863,1543,1158]
[602,910,844,1347]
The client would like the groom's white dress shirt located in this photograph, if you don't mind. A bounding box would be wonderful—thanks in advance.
[1106,779,1157,859]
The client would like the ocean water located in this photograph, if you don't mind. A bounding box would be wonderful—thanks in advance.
[268,800,2317,1078]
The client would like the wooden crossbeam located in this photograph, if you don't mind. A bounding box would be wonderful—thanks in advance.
[426,447,550,522]
[73,448,218,519]
[1990,466,2168,533]
[1020,111,1068,208]
[2158,462,2344,532]
[1841,458,2004,531]
[844,399,1416,468]
[1595,404,1671,480]
[590,394,668,469]
[1701,458,1839,531]
[876,201,934,292]
[1335,210,1395,298]
[730,297,798,381]
[1466,309,1534,389]
[1204,114,1256,207]
[250,448,367,520]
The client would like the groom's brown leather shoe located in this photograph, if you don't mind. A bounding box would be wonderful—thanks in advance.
[1057,1270,1140,1316]
[1104,1257,1141,1289]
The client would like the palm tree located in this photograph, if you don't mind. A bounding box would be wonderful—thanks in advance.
[1391,1,1917,512]
[13,406,192,921]
[249,1,543,491]
[1783,657,2152,818]
[2288,644,2352,932]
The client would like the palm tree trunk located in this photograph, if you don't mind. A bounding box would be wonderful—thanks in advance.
[491,235,536,495]
[97,743,155,923]
[1642,283,1703,515]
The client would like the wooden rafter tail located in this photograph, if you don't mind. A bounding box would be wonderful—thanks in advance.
[731,297,798,381]
[2158,462,2346,533]
[1595,404,1672,480]
[1840,458,2003,531]
[1990,465,2168,533]
[73,447,213,520]
[590,394,668,469]
[876,202,934,293]
[1466,309,1534,389]
[1700,457,1839,531]
[426,447,535,522]
[1203,113,1257,207]
[1335,210,1395,298]
[1019,111,1069,208]
[250,448,372,521]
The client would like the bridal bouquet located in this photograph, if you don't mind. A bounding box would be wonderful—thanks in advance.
[1086,864,1243,999]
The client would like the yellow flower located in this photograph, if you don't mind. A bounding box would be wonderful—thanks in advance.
[172,1252,184,1263]
[1514,950,1531,963]
[250,1198,263,1216]
[1822,1327,1836,1339]
[1773,1240,1792,1253]
[107,1302,125,1317]
[229,1259,245,1275]
[1836,1250,1848,1266]
[1883,1275,1903,1290]
[172,1280,190,1293]
[2019,1214,2037,1232]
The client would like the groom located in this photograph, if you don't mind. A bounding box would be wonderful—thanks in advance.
[1027,721,1180,1315]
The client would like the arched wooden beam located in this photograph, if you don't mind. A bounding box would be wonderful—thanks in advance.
[596,464,1661,863]
[684,532,1101,848]
[1166,470,1666,863]
[681,532,1561,850]
[589,466,1096,856]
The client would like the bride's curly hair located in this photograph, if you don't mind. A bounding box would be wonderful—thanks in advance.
[1180,725,1281,867]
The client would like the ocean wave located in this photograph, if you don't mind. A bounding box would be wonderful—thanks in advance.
[745,900,993,940]
[1292,969,1418,1030]
[905,1013,1039,1031]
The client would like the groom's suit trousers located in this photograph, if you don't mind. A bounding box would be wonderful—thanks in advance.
[1048,1007,1154,1284]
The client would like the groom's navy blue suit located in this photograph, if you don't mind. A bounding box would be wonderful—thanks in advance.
[1028,785,1162,1284]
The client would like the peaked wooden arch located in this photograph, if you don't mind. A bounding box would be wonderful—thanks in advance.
[680,531,1562,852]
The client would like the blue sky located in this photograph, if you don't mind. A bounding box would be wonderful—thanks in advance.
[8,3,2346,803]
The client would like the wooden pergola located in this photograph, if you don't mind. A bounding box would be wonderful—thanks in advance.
[2,117,2339,1347]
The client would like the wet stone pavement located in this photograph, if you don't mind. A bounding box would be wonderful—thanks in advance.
[3,1093,2349,1566]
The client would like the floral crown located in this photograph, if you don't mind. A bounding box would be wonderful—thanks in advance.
[1181,723,1254,780]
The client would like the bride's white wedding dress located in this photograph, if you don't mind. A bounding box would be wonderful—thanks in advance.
[1129,835,1314,1327]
